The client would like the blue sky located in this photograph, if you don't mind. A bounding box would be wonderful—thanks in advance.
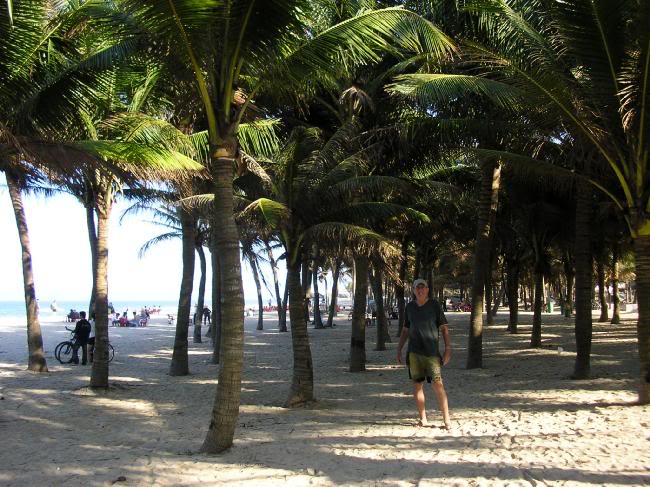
[0,174,281,305]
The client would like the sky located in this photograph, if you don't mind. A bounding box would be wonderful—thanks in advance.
[0,174,284,306]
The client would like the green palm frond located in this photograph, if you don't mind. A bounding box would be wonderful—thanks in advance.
[386,74,524,110]
[279,7,455,88]
[324,202,431,226]
[324,175,415,201]
[72,140,204,181]
[301,222,399,258]
[237,118,282,158]
[139,231,182,258]
[241,197,290,229]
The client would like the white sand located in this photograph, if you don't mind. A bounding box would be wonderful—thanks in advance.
[0,309,648,486]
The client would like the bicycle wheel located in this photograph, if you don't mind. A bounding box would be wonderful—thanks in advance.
[56,341,75,364]
[108,343,115,362]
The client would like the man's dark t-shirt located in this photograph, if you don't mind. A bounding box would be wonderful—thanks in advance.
[404,299,448,357]
[74,319,92,344]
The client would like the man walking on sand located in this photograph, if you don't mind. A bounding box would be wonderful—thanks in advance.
[397,279,452,430]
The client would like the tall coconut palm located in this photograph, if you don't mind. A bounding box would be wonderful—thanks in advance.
[123,0,454,449]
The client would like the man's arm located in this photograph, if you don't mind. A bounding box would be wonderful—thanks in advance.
[440,324,451,365]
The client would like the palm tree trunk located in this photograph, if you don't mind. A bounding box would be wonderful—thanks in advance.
[396,240,408,338]
[201,146,245,453]
[467,161,501,369]
[573,178,593,379]
[312,253,324,329]
[285,255,314,406]
[597,260,609,322]
[249,254,264,331]
[90,185,112,388]
[170,208,196,376]
[611,245,621,324]
[265,241,286,330]
[301,260,311,324]
[281,267,289,332]
[326,259,341,328]
[350,256,369,372]
[194,245,207,343]
[485,273,493,325]
[86,205,98,317]
[564,254,574,317]
[506,258,519,333]
[633,233,650,404]
[530,270,543,347]
[369,264,390,350]
[6,173,47,372]
[211,248,222,363]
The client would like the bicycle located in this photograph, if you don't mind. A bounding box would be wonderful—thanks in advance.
[55,327,114,364]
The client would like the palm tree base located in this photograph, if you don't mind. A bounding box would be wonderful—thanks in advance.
[284,393,314,408]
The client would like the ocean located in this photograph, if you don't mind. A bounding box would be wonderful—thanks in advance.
[0,298,261,321]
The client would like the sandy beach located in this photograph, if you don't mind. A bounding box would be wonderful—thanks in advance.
[0,309,648,486]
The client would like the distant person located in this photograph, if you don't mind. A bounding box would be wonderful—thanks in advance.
[203,306,211,325]
[72,311,92,365]
[396,279,452,430]
[108,302,115,314]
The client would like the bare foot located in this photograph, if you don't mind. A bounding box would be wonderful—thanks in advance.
[416,418,429,427]
[443,420,453,431]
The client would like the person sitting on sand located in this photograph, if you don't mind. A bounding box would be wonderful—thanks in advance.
[396,279,452,430]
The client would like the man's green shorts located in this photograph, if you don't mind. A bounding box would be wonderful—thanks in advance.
[408,352,442,383]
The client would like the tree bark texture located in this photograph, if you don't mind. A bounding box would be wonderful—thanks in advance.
[86,205,98,318]
[90,186,112,388]
[210,248,222,364]
[249,254,264,331]
[597,261,609,322]
[194,244,207,343]
[312,251,324,329]
[169,208,196,376]
[573,179,593,379]
[467,161,501,369]
[266,242,286,331]
[350,256,369,372]
[396,241,408,338]
[6,173,48,372]
[611,245,621,324]
[326,258,341,328]
[369,265,390,350]
[506,258,519,333]
[286,258,314,406]
[530,270,543,347]
[633,234,650,404]
[201,150,245,453]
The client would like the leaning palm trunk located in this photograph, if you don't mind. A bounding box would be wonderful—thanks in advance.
[90,186,112,388]
[86,205,98,317]
[467,161,501,369]
[597,261,609,322]
[169,208,196,376]
[202,147,245,453]
[326,259,341,328]
[266,242,286,331]
[530,270,543,347]
[285,257,314,406]
[633,233,650,404]
[193,245,207,343]
[611,246,621,324]
[573,178,593,379]
[6,173,47,372]
[249,254,264,331]
[370,265,390,350]
[350,256,369,372]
